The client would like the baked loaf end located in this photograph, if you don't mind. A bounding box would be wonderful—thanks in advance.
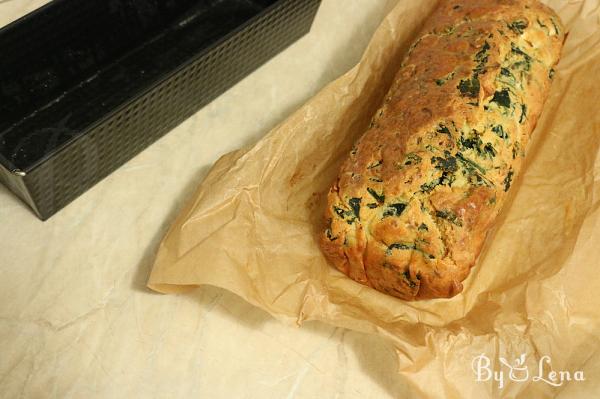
[320,0,565,300]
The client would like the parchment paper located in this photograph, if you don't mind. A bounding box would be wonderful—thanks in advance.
[149,1,600,397]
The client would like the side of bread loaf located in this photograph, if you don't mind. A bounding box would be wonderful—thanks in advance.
[320,0,565,300]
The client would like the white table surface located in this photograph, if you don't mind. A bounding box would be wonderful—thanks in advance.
[0,1,418,398]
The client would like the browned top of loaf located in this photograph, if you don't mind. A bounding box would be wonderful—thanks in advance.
[320,0,565,300]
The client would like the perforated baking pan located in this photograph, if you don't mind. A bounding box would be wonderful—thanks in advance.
[0,0,320,220]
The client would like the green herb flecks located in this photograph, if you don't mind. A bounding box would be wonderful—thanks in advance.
[420,179,441,193]
[458,129,485,156]
[550,17,561,35]
[333,206,347,218]
[436,123,452,136]
[333,206,356,224]
[367,159,383,169]
[435,210,463,226]
[418,223,429,232]
[458,41,491,103]
[507,19,528,35]
[512,60,531,72]
[549,68,555,79]
[519,103,527,124]
[473,41,490,75]
[458,76,480,98]
[348,197,361,219]
[333,199,362,225]
[490,89,511,108]
[383,203,407,218]
[425,144,441,153]
[511,43,532,60]
[456,152,488,176]
[366,203,378,209]
[504,169,514,191]
[492,125,509,140]
[483,143,496,158]
[388,242,415,251]
[475,41,491,62]
[429,151,459,188]
[435,71,455,86]
[404,153,422,165]
[420,173,454,194]
[498,66,519,89]
[440,25,456,36]
[325,228,338,241]
[440,172,455,186]
[501,67,513,77]
[432,150,458,173]
[367,187,385,204]
[508,43,533,76]
[512,141,521,159]
[402,270,418,288]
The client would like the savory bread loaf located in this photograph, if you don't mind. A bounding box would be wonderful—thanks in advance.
[320,0,565,300]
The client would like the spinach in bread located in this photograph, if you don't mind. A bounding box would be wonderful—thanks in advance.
[320,0,565,300]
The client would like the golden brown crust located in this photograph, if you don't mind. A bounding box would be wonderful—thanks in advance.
[320,0,565,300]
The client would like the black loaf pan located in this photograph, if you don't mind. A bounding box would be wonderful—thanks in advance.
[0,0,321,220]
